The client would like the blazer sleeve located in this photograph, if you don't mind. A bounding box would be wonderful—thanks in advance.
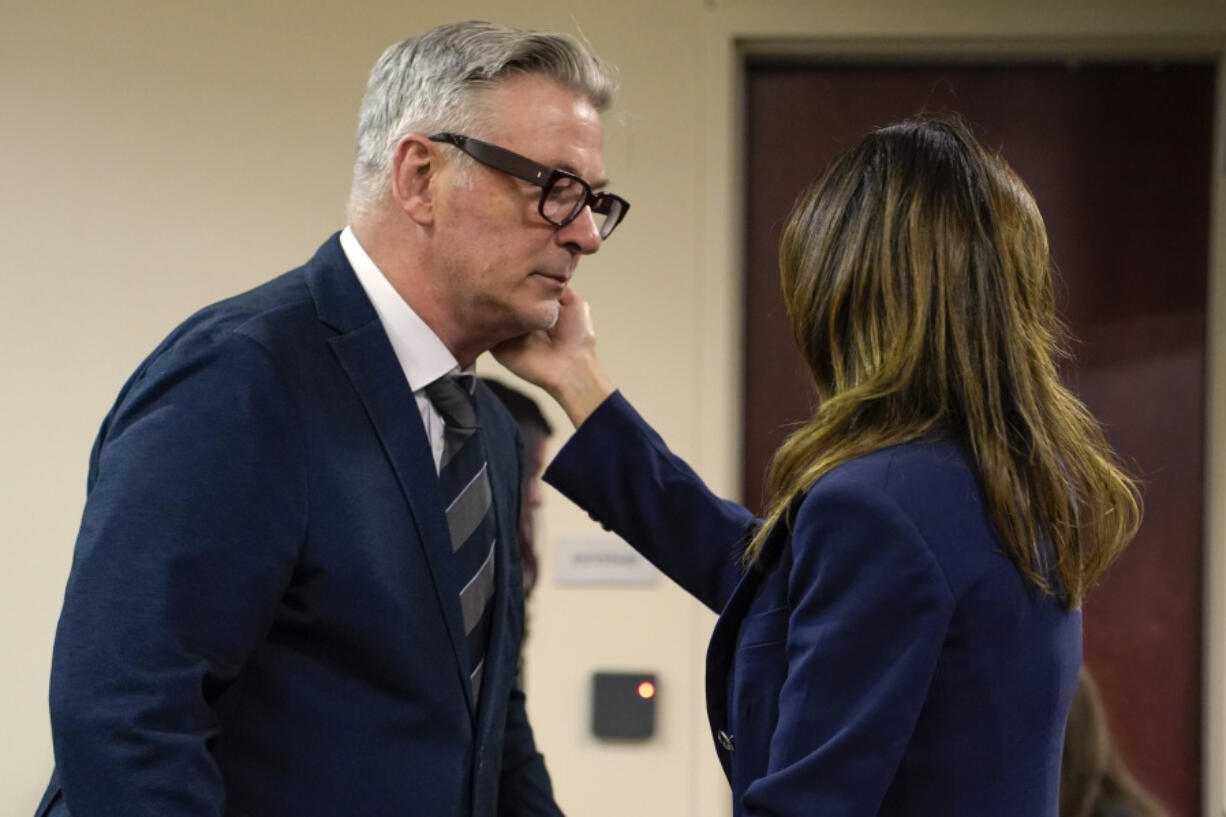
[740,477,956,817]
[543,391,756,613]
[49,328,306,817]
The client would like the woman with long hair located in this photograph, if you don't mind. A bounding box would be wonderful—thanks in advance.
[496,113,1140,815]
[1061,667,1171,817]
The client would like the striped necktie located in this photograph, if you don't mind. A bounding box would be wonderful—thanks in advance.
[425,374,496,707]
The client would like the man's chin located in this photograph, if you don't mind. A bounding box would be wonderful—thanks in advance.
[533,299,562,331]
[494,304,560,342]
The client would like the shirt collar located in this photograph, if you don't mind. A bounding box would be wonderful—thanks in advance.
[340,225,468,391]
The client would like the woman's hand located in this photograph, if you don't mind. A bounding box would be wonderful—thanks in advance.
[493,286,615,428]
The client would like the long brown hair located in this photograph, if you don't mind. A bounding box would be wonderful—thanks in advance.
[748,114,1139,607]
[1060,667,1170,817]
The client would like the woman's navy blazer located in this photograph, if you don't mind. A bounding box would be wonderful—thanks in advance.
[545,392,1080,817]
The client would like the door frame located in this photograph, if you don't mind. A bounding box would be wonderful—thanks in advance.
[693,13,1226,816]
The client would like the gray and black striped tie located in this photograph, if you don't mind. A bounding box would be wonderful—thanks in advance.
[425,374,496,707]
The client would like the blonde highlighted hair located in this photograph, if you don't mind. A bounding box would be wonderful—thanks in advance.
[749,114,1139,607]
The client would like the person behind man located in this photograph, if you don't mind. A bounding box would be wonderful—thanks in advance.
[481,378,554,599]
[34,20,629,817]
[1060,667,1172,817]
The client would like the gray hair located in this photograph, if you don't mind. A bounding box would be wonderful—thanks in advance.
[346,20,617,220]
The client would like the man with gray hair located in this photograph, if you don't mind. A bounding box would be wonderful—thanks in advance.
[35,20,628,817]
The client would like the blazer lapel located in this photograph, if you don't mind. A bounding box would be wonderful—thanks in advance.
[305,234,476,719]
[469,388,521,744]
[704,514,792,780]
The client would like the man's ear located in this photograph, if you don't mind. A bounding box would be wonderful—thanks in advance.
[391,134,437,226]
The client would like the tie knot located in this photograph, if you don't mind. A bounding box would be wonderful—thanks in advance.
[425,374,478,430]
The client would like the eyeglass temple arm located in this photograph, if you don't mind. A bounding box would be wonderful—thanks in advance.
[429,132,555,188]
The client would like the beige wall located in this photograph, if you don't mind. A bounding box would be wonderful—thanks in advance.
[3,1,1223,816]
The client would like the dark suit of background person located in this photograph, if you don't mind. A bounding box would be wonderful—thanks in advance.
[494,115,1138,816]
[33,20,626,817]
[481,378,554,600]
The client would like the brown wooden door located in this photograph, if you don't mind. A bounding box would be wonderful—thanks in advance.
[742,60,1215,816]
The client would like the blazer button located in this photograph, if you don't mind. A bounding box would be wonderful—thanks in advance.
[717,730,735,751]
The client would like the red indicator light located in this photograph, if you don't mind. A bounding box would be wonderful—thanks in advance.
[637,681,656,700]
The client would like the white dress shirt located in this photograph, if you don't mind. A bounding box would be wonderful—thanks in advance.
[340,226,470,473]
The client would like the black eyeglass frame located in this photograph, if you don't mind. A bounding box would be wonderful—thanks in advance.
[428,132,629,239]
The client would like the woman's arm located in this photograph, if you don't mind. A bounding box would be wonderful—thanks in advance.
[497,286,754,612]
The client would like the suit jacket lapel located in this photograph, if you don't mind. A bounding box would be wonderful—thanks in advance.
[704,514,791,780]
[470,387,520,752]
[305,234,477,719]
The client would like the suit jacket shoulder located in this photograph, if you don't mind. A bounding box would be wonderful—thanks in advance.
[800,439,1017,603]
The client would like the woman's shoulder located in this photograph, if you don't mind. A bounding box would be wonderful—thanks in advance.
[814,437,979,502]
[798,438,1003,588]
[792,438,980,543]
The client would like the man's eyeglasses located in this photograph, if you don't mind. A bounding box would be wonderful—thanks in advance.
[429,132,629,240]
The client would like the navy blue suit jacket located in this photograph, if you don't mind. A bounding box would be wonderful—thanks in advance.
[545,392,1081,816]
[36,235,561,817]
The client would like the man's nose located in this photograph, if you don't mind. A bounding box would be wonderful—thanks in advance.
[556,206,603,255]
